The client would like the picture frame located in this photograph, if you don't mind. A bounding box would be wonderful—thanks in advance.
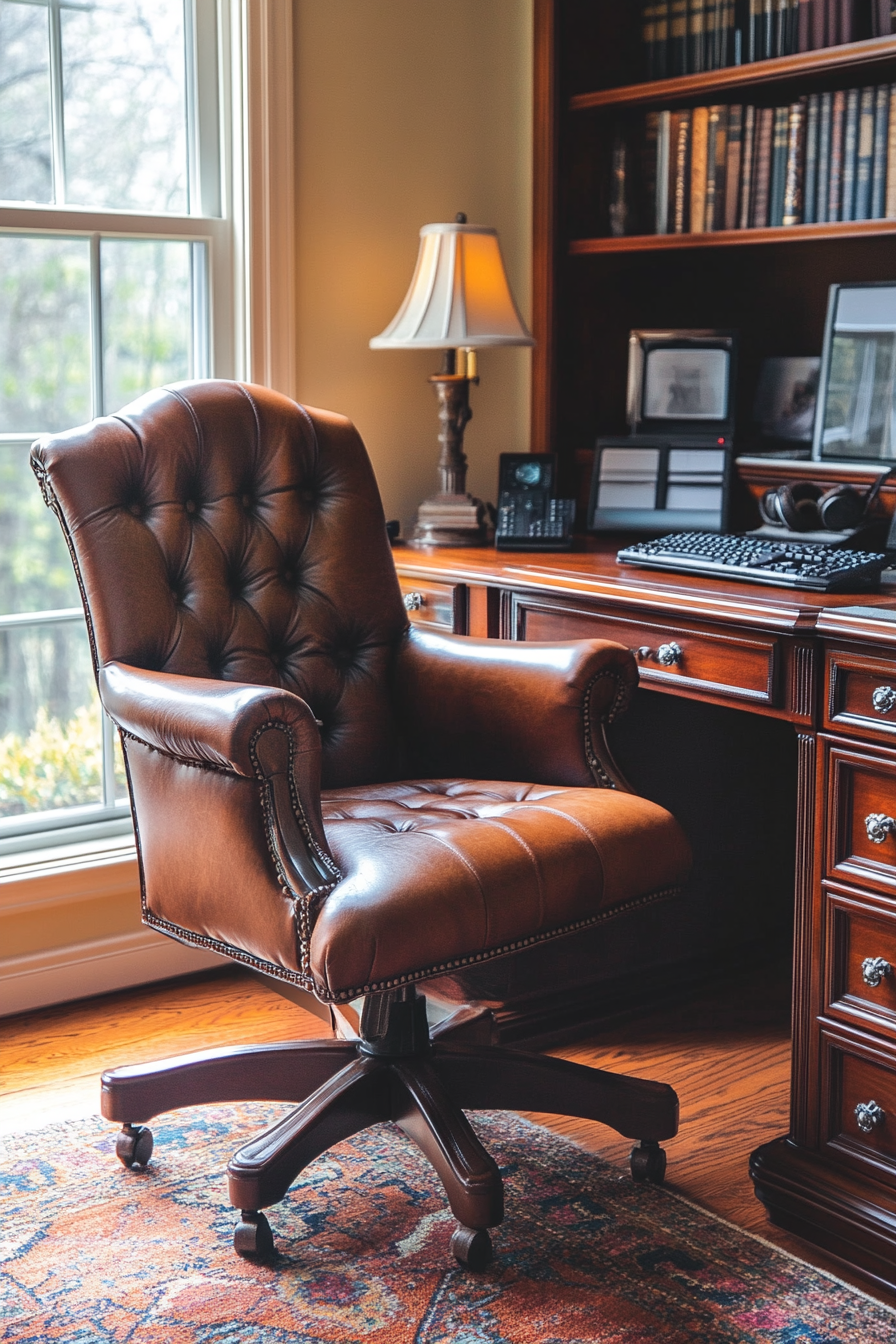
[626,329,737,439]
[813,282,896,463]
[753,356,820,448]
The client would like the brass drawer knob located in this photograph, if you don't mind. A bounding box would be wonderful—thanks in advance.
[637,642,683,667]
[866,813,896,845]
[855,1100,886,1133]
[862,956,892,988]
[403,591,425,612]
[873,686,896,715]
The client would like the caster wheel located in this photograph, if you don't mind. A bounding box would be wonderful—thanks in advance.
[630,1141,666,1185]
[234,1211,275,1259]
[450,1224,492,1271]
[115,1124,154,1168]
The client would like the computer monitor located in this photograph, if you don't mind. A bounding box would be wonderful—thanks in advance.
[627,330,737,439]
[813,282,896,463]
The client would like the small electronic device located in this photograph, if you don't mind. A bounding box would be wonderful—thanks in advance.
[627,329,736,439]
[495,453,575,551]
[616,531,888,592]
[590,435,732,533]
[813,281,896,463]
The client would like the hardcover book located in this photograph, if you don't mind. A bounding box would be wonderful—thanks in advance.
[803,93,819,223]
[885,84,896,217]
[656,109,672,232]
[769,105,790,226]
[689,0,706,71]
[671,0,688,74]
[854,86,875,220]
[782,100,806,224]
[828,88,847,221]
[751,105,774,226]
[840,87,860,221]
[725,104,744,227]
[816,89,832,222]
[870,84,889,218]
[739,104,757,227]
[691,106,710,231]
[655,1,670,77]
[673,110,691,232]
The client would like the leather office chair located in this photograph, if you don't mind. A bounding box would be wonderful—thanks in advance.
[31,381,691,1269]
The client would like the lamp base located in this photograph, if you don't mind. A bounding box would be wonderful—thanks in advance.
[408,492,492,548]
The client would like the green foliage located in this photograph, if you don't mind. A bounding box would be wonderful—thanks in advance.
[0,704,113,817]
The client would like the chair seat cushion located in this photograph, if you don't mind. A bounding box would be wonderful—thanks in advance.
[309,780,691,1001]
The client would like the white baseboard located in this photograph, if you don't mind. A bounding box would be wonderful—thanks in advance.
[0,927,228,1016]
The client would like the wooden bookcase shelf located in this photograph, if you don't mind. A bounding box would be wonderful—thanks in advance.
[570,35,896,112]
[570,219,896,254]
[532,0,896,476]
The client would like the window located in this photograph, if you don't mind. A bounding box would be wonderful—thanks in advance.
[0,0,236,852]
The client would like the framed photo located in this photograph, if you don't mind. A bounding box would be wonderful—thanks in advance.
[627,330,737,438]
[753,356,820,446]
[813,282,896,462]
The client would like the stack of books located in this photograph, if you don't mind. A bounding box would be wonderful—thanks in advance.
[609,85,896,234]
[641,1,896,79]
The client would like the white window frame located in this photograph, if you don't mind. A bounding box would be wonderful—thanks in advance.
[0,0,297,855]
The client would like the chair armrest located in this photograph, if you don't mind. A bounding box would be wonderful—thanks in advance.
[393,627,637,789]
[100,662,338,899]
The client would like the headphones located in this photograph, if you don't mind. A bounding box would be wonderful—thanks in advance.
[759,468,896,533]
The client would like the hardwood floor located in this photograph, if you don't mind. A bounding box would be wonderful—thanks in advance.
[2,959,894,1307]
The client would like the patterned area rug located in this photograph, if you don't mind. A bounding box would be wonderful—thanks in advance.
[1,1103,894,1343]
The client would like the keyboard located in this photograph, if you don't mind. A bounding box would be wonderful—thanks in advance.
[616,532,889,592]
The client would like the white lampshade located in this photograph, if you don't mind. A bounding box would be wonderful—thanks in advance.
[370,221,534,350]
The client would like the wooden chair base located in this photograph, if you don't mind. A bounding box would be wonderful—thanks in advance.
[101,991,678,1267]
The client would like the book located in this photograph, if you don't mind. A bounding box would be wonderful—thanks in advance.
[839,0,852,44]
[609,130,628,237]
[871,84,890,218]
[689,0,706,71]
[797,0,811,49]
[872,0,892,36]
[656,109,671,232]
[803,93,820,223]
[655,1,670,77]
[886,84,896,217]
[854,85,875,220]
[752,105,774,226]
[734,0,751,61]
[724,104,744,227]
[811,0,827,49]
[690,106,710,231]
[642,1,656,77]
[769,105,790,225]
[825,0,836,46]
[841,86,860,220]
[672,110,691,232]
[705,0,719,67]
[774,0,787,55]
[670,0,688,74]
[828,88,847,221]
[713,104,729,226]
[763,0,774,57]
[749,0,762,60]
[704,105,725,227]
[816,90,832,222]
[782,100,806,224]
[739,104,756,226]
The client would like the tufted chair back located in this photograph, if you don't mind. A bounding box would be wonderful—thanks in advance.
[31,380,410,788]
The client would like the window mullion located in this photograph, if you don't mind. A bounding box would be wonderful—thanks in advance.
[47,0,67,205]
[88,232,103,418]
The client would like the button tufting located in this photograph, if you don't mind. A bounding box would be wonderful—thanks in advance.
[185,499,197,515]
[241,493,253,510]
[128,502,143,518]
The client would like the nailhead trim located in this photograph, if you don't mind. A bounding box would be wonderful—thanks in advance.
[582,666,632,790]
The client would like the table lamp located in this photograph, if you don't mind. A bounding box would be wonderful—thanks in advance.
[370,214,534,548]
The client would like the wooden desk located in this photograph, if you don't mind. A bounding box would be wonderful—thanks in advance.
[393,540,896,1294]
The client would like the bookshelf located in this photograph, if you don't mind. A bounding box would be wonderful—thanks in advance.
[532,2,896,480]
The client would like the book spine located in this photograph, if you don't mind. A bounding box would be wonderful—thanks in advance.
[739,104,756,225]
[690,106,710,231]
[643,0,656,78]
[655,1,670,78]
[705,105,722,227]
[689,0,706,71]
[749,0,762,59]
[816,90,832,221]
[774,0,786,55]
[871,84,890,218]
[838,0,851,44]
[713,104,729,226]
[670,0,688,73]
[705,0,719,67]
[734,0,750,60]
[825,0,837,45]
[763,0,774,57]
[886,84,896,217]
[769,105,789,225]
[782,99,806,223]
[855,85,875,219]
[725,104,744,227]
[752,105,774,226]
[656,109,671,232]
[841,86,860,220]
[828,88,847,220]
[803,92,819,223]
[797,0,811,49]
[673,110,691,232]
[609,130,627,237]
[790,0,801,51]
[811,0,826,49]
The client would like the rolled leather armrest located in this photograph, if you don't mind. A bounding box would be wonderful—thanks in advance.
[393,627,638,789]
[99,661,337,899]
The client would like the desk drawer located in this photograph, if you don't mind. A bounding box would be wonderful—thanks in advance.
[509,595,778,707]
[826,647,896,744]
[398,578,465,633]
[826,884,896,1036]
[826,741,896,894]
[823,1031,896,1183]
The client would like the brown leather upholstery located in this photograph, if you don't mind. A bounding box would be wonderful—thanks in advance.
[31,380,690,1003]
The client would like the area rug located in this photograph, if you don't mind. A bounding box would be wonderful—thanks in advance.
[1,1103,894,1343]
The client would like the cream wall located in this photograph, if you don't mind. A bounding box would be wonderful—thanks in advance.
[293,0,534,535]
